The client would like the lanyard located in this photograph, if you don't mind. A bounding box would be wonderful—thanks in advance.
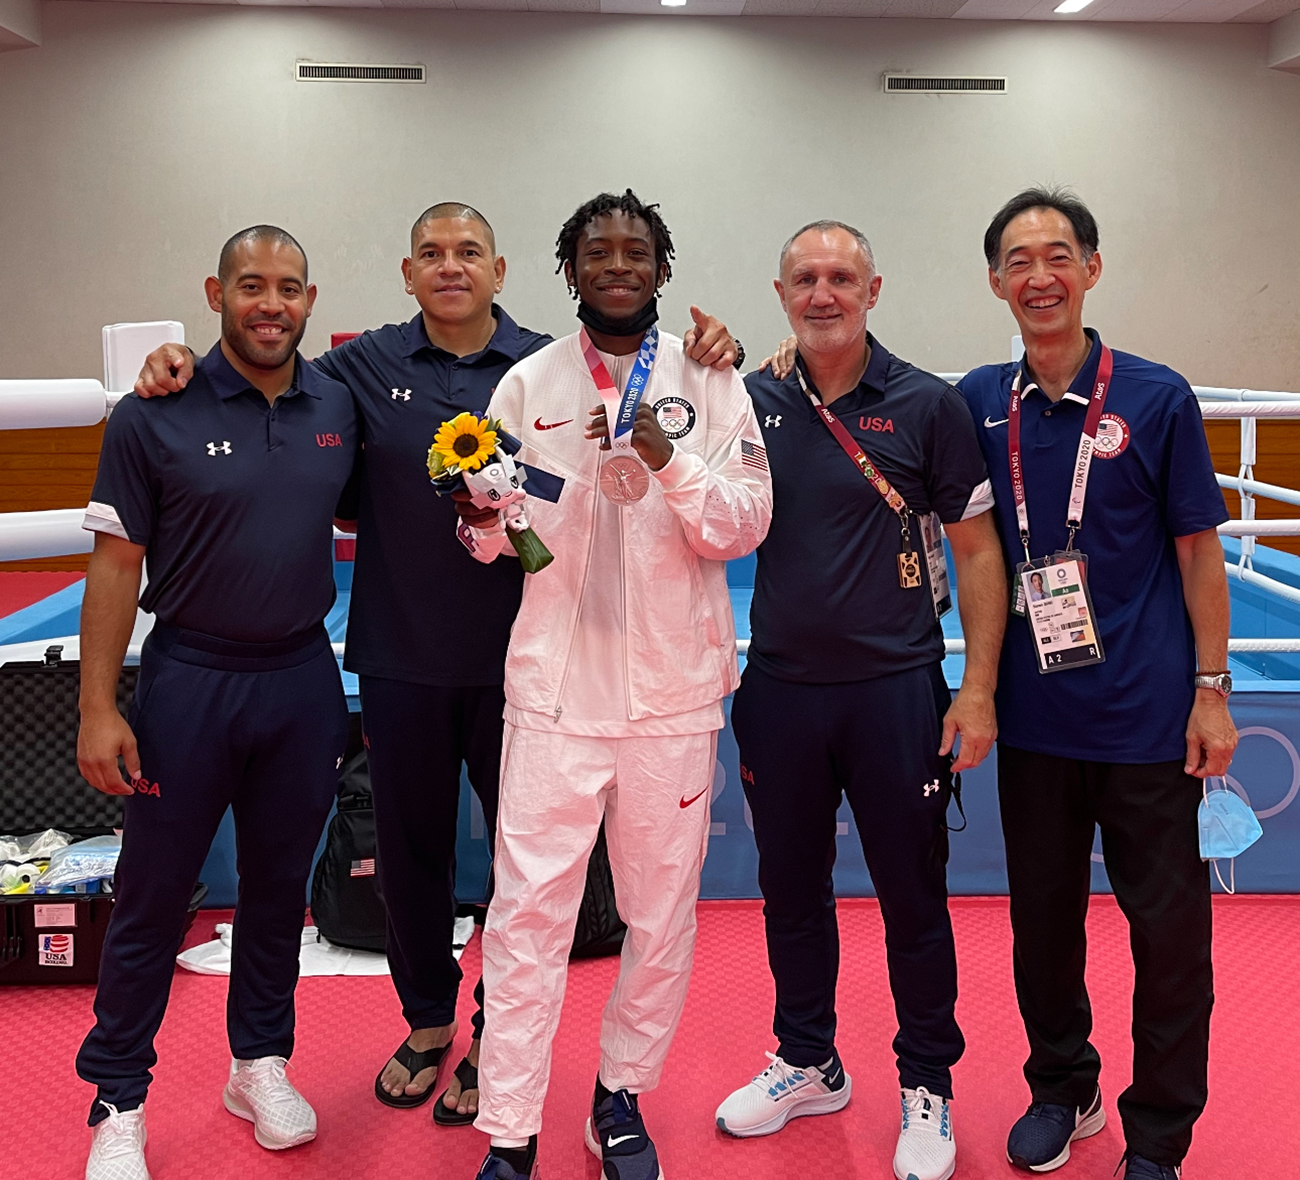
[794,360,911,524]
[580,326,659,459]
[1007,343,1114,560]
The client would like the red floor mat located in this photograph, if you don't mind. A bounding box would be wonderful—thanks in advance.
[2,895,1292,1177]
[0,570,82,618]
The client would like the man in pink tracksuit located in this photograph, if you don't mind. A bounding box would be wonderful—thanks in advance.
[454,190,772,1180]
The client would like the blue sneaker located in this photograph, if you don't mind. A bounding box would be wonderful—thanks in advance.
[584,1087,663,1180]
[473,1137,538,1180]
[1123,1153,1181,1180]
[1007,1087,1105,1172]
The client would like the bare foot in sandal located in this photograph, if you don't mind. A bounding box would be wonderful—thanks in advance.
[379,1021,456,1100]
[441,1037,480,1118]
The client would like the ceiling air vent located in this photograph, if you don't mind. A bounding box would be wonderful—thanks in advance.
[883,75,1006,94]
[296,62,425,84]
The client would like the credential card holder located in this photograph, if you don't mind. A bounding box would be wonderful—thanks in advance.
[1016,550,1105,675]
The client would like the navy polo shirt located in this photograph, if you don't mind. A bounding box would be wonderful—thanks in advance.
[958,330,1229,763]
[746,334,990,684]
[87,343,358,644]
[312,307,551,687]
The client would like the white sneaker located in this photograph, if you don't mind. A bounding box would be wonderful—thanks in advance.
[715,1051,852,1137]
[894,1087,956,1180]
[222,1056,317,1150]
[86,1102,150,1180]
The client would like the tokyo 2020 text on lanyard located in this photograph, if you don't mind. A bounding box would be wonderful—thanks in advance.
[580,326,659,505]
[793,360,951,619]
[1007,344,1113,673]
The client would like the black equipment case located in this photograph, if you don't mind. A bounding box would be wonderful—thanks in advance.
[0,646,203,984]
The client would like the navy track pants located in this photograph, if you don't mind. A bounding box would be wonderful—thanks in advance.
[731,660,965,1096]
[358,677,503,1038]
[76,624,348,1124]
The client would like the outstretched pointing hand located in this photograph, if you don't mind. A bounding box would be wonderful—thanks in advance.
[682,306,738,371]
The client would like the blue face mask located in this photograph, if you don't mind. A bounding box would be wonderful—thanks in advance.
[1199,780,1263,893]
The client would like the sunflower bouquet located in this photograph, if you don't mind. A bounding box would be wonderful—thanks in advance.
[428,412,554,573]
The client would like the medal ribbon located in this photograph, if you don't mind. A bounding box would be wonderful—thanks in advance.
[794,360,909,521]
[580,325,659,459]
[1007,343,1114,559]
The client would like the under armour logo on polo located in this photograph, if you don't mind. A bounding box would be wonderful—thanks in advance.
[765,415,782,428]
[206,441,232,456]
[391,388,411,401]
[923,780,941,797]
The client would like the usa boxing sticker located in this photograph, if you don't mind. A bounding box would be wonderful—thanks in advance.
[652,397,696,440]
[1093,413,1130,459]
[38,932,74,967]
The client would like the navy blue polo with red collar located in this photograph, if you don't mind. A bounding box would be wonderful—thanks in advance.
[958,329,1229,763]
[313,307,551,686]
[88,342,358,643]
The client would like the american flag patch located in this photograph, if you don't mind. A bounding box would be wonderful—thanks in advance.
[740,438,769,473]
[350,858,376,878]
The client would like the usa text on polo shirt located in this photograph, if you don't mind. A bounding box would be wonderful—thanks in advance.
[312,306,551,688]
[745,334,992,685]
[84,343,358,644]
[958,329,1229,763]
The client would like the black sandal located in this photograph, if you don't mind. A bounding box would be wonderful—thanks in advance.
[373,1038,452,1109]
[432,1054,479,1126]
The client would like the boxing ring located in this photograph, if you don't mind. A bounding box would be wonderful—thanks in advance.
[4,353,1300,904]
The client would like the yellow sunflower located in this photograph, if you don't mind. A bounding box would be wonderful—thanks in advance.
[430,412,498,473]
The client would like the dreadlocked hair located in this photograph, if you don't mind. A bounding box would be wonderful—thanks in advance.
[554,189,675,299]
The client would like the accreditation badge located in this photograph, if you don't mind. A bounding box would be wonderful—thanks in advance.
[1016,551,1105,674]
[919,511,952,619]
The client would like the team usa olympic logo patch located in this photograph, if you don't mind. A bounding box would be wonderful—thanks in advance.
[652,397,696,440]
[1093,413,1130,459]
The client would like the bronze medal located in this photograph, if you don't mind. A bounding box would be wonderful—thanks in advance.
[599,454,649,505]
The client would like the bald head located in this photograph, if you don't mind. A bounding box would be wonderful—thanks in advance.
[410,202,496,254]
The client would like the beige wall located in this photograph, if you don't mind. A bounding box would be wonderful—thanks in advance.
[2,3,1299,389]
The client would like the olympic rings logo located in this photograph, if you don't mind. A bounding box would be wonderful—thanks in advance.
[1090,726,1299,863]
[1221,726,1300,820]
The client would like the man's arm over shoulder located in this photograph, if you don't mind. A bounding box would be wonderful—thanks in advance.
[308,324,403,388]
[653,364,773,561]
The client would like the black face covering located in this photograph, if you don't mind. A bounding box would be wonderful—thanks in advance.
[576,295,660,339]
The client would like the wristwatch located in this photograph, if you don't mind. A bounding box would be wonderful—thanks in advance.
[732,339,746,370]
[1194,671,1232,697]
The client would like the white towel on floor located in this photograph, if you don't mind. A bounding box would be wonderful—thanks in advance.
[176,917,476,977]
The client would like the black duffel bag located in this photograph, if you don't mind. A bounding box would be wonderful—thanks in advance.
[310,717,625,960]
[572,822,626,959]
[310,740,386,953]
